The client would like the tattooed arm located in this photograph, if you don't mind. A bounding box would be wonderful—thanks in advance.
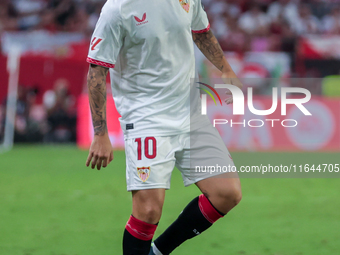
[85,64,113,170]
[192,30,231,73]
[87,64,109,136]
[192,30,242,104]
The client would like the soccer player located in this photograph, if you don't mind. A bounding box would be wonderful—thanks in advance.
[85,0,243,254]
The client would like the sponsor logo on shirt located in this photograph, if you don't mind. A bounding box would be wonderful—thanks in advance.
[137,167,151,182]
[134,13,148,26]
[90,37,103,51]
[179,0,190,13]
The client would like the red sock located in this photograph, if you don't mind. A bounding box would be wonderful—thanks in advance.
[198,194,224,223]
[125,215,157,241]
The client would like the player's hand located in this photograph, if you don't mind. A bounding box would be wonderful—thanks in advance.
[221,71,243,105]
[86,134,114,170]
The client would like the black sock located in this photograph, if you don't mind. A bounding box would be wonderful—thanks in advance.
[123,228,151,255]
[154,195,224,254]
[123,215,157,255]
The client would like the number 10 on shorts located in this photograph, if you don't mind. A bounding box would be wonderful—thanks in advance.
[135,137,157,160]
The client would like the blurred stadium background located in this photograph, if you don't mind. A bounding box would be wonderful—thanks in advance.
[0,0,340,254]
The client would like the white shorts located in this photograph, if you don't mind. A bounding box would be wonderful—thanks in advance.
[124,124,235,191]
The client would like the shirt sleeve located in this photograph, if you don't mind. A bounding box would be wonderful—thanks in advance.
[87,0,124,68]
[191,0,210,33]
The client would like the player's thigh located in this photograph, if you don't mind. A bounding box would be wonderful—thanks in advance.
[125,136,177,191]
[176,124,237,186]
[132,188,166,224]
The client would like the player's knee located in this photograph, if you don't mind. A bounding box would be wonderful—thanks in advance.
[143,205,162,223]
[136,204,162,224]
[219,184,242,208]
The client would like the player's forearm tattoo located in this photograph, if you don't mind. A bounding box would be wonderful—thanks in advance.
[87,64,109,136]
[192,30,226,72]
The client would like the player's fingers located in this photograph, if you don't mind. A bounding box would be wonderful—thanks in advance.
[109,152,114,163]
[102,155,109,168]
[97,158,103,170]
[86,152,93,167]
[91,155,98,169]
[225,97,233,105]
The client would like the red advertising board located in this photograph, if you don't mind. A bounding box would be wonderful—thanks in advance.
[77,95,340,151]
[0,54,88,104]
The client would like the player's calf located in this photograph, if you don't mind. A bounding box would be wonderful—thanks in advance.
[123,189,165,255]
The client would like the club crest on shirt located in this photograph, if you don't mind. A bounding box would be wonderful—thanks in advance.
[137,167,151,182]
[179,0,190,13]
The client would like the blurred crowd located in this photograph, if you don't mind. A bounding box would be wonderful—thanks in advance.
[205,0,340,52]
[0,0,104,35]
[1,0,340,52]
[0,81,76,143]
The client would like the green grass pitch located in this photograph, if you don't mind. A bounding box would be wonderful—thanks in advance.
[0,145,339,255]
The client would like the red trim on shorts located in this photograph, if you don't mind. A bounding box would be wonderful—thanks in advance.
[192,23,210,33]
[198,194,223,224]
[86,57,115,68]
[125,215,157,241]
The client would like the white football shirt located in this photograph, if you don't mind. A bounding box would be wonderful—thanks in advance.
[87,0,210,138]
